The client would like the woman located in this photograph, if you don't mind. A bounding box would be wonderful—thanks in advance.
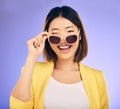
[10,6,109,109]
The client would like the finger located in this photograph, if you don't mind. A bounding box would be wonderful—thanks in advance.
[33,41,37,48]
[30,31,49,48]
[37,31,49,44]
[38,31,49,39]
[32,37,39,48]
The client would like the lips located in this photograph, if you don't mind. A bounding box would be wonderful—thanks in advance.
[58,45,72,50]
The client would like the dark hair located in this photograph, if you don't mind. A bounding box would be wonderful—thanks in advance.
[43,6,88,63]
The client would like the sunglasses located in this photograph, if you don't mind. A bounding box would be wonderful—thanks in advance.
[48,35,77,44]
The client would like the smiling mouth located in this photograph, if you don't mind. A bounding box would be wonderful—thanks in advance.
[58,45,72,50]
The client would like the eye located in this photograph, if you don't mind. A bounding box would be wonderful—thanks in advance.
[51,32,58,35]
[68,30,74,33]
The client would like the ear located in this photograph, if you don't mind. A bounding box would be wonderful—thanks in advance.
[79,35,81,41]
[78,29,81,40]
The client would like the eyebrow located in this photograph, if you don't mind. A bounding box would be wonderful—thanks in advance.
[50,26,74,31]
[50,28,59,31]
[65,26,74,29]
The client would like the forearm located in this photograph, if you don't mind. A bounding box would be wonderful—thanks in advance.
[11,55,36,101]
[11,32,47,102]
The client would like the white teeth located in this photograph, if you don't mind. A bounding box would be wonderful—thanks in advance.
[59,46,70,49]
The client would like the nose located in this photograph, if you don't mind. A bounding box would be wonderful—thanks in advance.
[60,39,66,44]
[60,33,67,44]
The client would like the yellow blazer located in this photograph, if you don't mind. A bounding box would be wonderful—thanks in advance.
[10,62,109,109]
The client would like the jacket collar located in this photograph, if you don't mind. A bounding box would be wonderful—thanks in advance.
[80,63,100,108]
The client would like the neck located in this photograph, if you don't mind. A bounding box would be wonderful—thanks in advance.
[55,59,79,71]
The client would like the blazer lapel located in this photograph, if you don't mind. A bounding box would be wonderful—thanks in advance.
[79,63,100,109]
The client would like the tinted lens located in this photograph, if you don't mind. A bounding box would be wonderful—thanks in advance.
[49,36,60,44]
[66,35,77,44]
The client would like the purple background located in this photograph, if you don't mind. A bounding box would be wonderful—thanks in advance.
[0,0,120,109]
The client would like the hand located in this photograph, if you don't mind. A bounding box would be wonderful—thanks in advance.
[27,31,49,61]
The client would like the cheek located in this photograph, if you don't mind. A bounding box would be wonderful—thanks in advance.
[50,44,57,52]
[73,41,80,51]
[75,39,79,46]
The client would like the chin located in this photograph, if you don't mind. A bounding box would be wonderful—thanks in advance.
[57,55,74,61]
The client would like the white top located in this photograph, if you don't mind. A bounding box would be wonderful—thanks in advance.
[44,76,89,109]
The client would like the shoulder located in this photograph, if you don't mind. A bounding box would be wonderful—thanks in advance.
[80,63,107,89]
[80,63,109,107]
[35,61,54,67]
[34,61,54,71]
[80,63,104,80]
[31,61,54,78]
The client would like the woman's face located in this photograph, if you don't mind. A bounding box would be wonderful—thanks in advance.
[48,16,80,61]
